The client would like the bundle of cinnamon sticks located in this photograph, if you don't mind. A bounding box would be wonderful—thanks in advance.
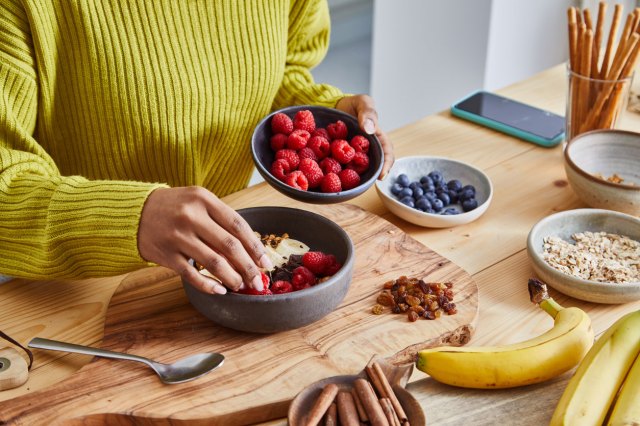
[567,2,640,139]
[305,361,409,426]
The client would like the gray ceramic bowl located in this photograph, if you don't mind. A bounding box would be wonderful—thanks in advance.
[527,208,640,304]
[564,130,640,215]
[251,105,384,204]
[375,156,493,228]
[182,206,355,333]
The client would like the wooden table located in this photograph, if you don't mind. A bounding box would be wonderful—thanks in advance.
[1,64,639,424]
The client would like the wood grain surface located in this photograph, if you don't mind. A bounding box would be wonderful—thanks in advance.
[0,204,478,425]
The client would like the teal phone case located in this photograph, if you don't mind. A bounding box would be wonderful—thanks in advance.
[450,92,565,148]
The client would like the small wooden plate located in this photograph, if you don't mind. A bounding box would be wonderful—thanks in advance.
[0,347,29,391]
[288,357,425,425]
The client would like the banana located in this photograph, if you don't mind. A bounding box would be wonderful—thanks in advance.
[550,309,640,426]
[415,278,594,389]
[607,351,640,426]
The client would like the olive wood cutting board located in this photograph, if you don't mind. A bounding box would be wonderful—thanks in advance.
[1,204,478,425]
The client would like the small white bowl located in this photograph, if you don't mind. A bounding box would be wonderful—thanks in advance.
[375,156,493,228]
[527,208,640,304]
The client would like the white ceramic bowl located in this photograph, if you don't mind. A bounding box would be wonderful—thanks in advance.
[564,130,640,216]
[375,156,493,228]
[527,208,640,304]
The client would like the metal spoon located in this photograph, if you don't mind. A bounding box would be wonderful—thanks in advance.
[28,337,224,384]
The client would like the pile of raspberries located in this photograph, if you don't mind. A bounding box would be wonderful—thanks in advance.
[237,251,342,295]
[268,110,371,193]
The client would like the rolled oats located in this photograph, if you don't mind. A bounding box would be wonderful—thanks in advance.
[542,232,640,283]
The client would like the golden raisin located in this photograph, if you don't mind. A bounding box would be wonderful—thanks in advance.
[372,304,385,315]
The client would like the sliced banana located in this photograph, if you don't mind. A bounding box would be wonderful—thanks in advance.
[264,236,310,270]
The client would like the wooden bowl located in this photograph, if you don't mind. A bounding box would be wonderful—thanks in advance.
[527,208,640,304]
[288,358,426,426]
[251,105,384,204]
[564,129,640,215]
[182,206,355,333]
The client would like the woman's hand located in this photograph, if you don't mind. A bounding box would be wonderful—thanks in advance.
[137,187,271,295]
[335,94,394,179]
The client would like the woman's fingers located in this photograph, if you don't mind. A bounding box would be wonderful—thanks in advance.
[174,256,227,295]
[336,95,395,179]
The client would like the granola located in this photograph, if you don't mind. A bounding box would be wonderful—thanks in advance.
[542,232,640,283]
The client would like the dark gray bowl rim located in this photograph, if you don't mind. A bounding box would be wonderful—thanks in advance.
[251,105,384,200]
[187,206,355,301]
[565,129,640,192]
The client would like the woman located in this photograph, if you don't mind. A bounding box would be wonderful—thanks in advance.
[0,0,393,295]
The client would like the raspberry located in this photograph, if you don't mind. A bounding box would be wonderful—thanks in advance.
[275,149,300,169]
[312,128,329,139]
[287,129,310,150]
[350,135,370,153]
[270,159,291,181]
[270,133,288,151]
[308,136,330,160]
[271,113,294,135]
[292,266,316,290]
[331,139,356,164]
[238,287,273,295]
[327,120,348,140]
[298,147,318,162]
[271,280,294,294]
[319,157,342,175]
[303,251,328,275]
[321,172,342,193]
[293,110,316,133]
[298,158,324,189]
[339,168,361,190]
[347,151,370,174]
[285,170,309,191]
[324,254,342,276]
[238,273,272,295]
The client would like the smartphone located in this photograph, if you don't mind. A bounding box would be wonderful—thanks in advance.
[450,90,565,147]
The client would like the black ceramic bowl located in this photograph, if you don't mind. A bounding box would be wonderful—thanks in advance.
[182,206,355,333]
[251,105,384,204]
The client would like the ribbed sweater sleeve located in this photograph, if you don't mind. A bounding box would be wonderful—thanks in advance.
[272,0,346,110]
[0,0,167,279]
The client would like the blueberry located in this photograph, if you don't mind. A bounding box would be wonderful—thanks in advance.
[420,176,434,186]
[431,198,444,212]
[438,192,451,206]
[400,196,415,208]
[422,182,436,193]
[424,191,437,202]
[397,174,410,187]
[447,179,463,192]
[428,170,444,184]
[424,207,435,214]
[435,187,446,196]
[458,188,475,202]
[435,180,448,190]
[461,185,476,196]
[447,190,459,204]
[412,186,424,198]
[443,207,460,215]
[462,198,479,212]
[391,183,404,195]
[399,187,413,198]
[415,197,432,211]
[409,181,421,190]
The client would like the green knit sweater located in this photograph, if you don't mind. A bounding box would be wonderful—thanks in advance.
[0,0,344,279]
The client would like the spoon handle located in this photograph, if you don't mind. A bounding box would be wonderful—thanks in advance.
[28,337,151,365]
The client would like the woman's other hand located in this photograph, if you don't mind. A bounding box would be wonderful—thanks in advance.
[138,187,272,295]
[336,94,394,179]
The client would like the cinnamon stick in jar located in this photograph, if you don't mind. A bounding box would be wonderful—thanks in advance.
[324,403,338,426]
[350,387,369,422]
[306,383,339,426]
[354,378,390,426]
